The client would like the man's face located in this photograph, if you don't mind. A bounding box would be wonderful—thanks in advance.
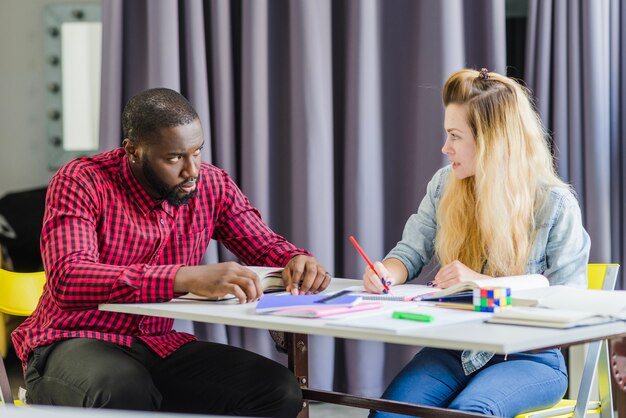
[129,119,204,206]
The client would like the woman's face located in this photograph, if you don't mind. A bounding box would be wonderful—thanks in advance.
[442,103,477,180]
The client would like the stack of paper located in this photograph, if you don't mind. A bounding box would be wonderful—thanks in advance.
[489,287,626,328]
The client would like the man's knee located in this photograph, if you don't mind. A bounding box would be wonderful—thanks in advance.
[84,370,161,410]
[27,360,161,410]
[256,365,303,417]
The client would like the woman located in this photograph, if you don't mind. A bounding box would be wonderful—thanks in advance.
[363,68,590,417]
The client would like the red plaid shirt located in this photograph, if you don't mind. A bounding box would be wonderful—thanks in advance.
[12,148,307,371]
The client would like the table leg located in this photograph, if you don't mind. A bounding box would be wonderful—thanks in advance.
[287,333,309,418]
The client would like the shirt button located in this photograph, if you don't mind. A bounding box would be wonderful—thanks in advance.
[159,218,165,225]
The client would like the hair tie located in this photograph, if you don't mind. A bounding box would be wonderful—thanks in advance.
[478,68,489,80]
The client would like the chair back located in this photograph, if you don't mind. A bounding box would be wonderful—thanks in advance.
[0,268,45,406]
[0,269,45,316]
[516,263,620,418]
[588,263,619,291]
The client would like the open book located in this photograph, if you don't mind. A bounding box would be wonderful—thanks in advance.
[178,266,285,301]
[488,287,626,328]
[420,274,549,301]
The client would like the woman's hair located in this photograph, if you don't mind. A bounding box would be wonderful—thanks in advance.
[435,69,568,276]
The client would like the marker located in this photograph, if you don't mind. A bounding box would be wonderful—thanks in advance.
[349,235,391,293]
[392,311,434,322]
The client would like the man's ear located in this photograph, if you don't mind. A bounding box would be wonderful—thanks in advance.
[122,138,139,164]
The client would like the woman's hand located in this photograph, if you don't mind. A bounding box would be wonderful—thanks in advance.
[362,258,409,293]
[362,261,393,294]
[431,260,491,289]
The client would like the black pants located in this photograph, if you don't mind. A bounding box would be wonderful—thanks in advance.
[25,338,302,417]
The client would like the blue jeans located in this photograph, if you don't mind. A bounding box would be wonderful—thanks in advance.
[369,347,567,417]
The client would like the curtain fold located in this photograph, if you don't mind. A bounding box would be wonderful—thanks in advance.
[526,0,625,287]
[100,0,507,394]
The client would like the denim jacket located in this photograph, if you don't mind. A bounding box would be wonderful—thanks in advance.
[385,166,590,374]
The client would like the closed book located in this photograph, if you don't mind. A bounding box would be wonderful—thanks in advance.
[487,307,623,329]
[488,287,626,328]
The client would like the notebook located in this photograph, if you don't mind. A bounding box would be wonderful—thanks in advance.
[256,293,362,313]
[263,302,382,318]
[488,287,626,328]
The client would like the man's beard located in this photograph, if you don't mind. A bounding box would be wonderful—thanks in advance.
[141,161,198,207]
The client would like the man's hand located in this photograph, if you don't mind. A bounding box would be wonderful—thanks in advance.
[173,262,263,304]
[431,260,491,289]
[283,255,331,295]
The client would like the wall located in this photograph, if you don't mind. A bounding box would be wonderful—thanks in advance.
[0,0,95,197]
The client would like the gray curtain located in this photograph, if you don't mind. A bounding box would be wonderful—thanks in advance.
[525,0,626,289]
[100,0,505,396]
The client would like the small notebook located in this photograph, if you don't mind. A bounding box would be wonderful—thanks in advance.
[265,302,382,318]
[256,293,362,313]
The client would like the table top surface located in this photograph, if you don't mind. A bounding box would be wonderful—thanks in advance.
[100,279,626,354]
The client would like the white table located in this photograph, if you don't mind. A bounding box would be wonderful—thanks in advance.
[100,279,626,418]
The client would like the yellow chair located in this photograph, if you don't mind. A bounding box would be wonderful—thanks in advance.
[516,263,620,418]
[0,268,46,406]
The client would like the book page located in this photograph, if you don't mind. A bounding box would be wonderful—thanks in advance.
[246,266,283,278]
[246,266,286,292]
[431,274,549,298]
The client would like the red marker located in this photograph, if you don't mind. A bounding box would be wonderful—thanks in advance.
[349,235,391,293]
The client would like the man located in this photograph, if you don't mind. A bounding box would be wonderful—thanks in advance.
[12,88,330,417]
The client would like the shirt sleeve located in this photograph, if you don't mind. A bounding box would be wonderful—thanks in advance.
[542,190,590,287]
[42,173,177,310]
[211,171,309,267]
[384,167,448,280]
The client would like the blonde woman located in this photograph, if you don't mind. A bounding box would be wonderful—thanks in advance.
[363,68,590,417]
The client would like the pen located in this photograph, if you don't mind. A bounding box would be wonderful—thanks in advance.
[392,311,434,322]
[434,302,475,311]
[314,290,353,304]
[349,235,391,293]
